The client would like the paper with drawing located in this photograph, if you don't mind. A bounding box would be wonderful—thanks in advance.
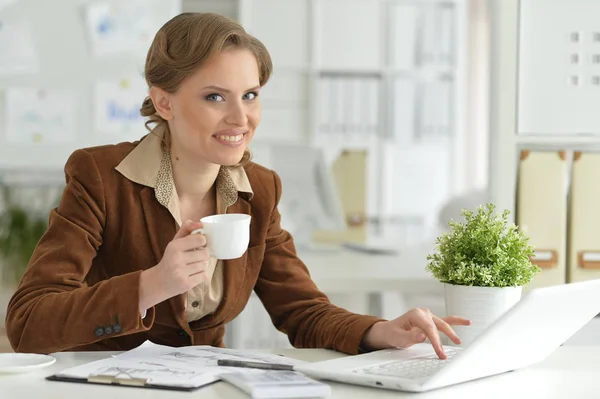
[5,87,76,145]
[93,78,148,140]
[0,19,39,75]
[54,340,302,389]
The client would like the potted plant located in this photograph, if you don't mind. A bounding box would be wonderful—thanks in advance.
[426,203,541,346]
[0,185,50,287]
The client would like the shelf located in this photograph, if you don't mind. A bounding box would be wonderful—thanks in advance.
[384,67,455,80]
[311,68,383,77]
[310,67,455,80]
[516,135,600,149]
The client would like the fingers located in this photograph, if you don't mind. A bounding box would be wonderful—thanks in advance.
[442,316,472,326]
[433,316,471,346]
[410,327,426,344]
[173,220,203,240]
[433,316,461,345]
[182,248,210,265]
[416,318,446,359]
[402,309,446,359]
[173,233,207,252]
[186,262,208,277]
[387,326,426,349]
[194,233,207,248]
[182,247,210,279]
[387,309,471,360]
[414,312,471,358]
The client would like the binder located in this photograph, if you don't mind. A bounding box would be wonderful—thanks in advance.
[418,4,435,65]
[350,78,363,136]
[45,373,217,391]
[417,81,451,139]
[316,77,332,136]
[438,4,455,66]
[332,77,346,137]
[367,78,380,137]
[516,150,568,291]
[437,79,452,136]
[568,152,600,282]
[392,77,416,144]
[390,3,420,70]
[313,150,368,244]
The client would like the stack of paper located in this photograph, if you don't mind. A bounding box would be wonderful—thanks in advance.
[50,341,330,398]
[221,369,330,399]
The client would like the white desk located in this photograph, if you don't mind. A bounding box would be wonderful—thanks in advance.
[3,346,599,398]
[299,243,442,295]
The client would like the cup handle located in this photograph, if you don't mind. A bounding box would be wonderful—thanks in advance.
[190,228,215,258]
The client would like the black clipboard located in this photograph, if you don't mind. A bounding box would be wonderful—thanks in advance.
[46,373,220,392]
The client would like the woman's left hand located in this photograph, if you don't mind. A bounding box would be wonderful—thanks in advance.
[361,308,471,359]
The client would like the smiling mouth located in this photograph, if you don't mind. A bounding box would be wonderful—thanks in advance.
[214,133,244,143]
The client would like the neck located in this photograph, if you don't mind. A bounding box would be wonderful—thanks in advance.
[170,148,220,202]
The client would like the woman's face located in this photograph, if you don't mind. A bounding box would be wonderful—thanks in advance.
[166,48,261,166]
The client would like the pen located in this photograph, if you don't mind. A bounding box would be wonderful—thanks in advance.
[217,359,295,371]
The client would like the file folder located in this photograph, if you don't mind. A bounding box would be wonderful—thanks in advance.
[516,150,567,291]
[568,151,600,282]
[332,149,367,243]
[390,3,419,70]
[392,78,416,145]
[46,373,209,392]
[313,150,368,244]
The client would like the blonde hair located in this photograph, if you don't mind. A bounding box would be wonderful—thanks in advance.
[140,12,273,166]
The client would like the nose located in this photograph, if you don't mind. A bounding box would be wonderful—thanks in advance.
[225,99,248,126]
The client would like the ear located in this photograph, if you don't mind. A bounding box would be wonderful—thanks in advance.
[149,86,174,120]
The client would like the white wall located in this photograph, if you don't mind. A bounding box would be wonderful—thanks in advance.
[0,0,179,170]
[465,0,490,191]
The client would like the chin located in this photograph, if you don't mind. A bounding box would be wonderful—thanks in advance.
[207,135,251,166]
[211,151,246,167]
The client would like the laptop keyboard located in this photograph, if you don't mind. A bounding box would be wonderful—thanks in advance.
[352,348,460,380]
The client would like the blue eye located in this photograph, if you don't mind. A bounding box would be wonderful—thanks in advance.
[206,93,224,102]
[243,92,258,100]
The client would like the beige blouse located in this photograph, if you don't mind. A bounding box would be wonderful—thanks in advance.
[115,126,254,322]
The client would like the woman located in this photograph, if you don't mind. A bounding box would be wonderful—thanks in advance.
[5,12,469,359]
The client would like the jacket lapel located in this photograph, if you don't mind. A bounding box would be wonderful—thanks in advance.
[221,196,252,316]
[138,168,254,331]
[198,196,252,327]
[139,187,176,264]
[138,187,187,327]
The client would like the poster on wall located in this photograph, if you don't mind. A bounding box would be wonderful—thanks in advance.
[4,88,76,145]
[83,0,181,57]
[93,78,148,141]
[0,19,39,75]
[0,0,19,11]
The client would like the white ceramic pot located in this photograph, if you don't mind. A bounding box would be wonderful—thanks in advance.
[444,283,522,347]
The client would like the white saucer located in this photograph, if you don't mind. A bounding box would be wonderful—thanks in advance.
[0,353,56,373]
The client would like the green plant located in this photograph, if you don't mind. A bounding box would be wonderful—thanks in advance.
[426,203,540,288]
[0,185,50,286]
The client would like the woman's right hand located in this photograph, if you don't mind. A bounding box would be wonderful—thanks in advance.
[138,220,210,314]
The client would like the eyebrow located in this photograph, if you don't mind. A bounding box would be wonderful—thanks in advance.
[201,85,261,93]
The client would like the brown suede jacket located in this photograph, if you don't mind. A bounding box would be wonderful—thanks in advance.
[5,134,383,354]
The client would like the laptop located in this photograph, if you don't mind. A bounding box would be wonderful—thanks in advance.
[294,279,600,392]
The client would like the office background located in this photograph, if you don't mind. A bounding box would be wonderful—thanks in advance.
[0,0,597,351]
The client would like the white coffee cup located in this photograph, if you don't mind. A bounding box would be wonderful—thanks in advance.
[191,213,251,260]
